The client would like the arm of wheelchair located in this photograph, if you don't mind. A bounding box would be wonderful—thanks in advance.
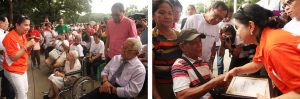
[64,70,82,77]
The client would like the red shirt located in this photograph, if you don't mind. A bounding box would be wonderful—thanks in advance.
[2,30,29,74]
[30,30,40,42]
[253,28,300,93]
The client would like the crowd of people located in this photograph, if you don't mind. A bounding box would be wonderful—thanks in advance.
[152,0,300,99]
[0,2,147,99]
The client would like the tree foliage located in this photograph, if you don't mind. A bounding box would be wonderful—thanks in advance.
[0,0,92,24]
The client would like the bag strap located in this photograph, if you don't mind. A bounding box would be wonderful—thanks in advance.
[181,57,219,97]
[181,57,208,85]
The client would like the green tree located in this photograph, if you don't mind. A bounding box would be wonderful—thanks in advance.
[0,0,92,24]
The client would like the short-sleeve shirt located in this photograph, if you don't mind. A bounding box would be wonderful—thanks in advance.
[183,14,220,62]
[70,44,84,57]
[171,55,212,99]
[90,38,105,59]
[55,24,69,35]
[106,16,138,58]
[253,27,300,93]
[2,30,29,74]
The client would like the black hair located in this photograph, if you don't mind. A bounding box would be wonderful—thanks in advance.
[233,4,285,42]
[152,0,173,16]
[112,2,124,11]
[13,15,30,29]
[0,14,7,22]
[220,24,236,43]
[210,1,228,11]
[136,23,144,29]
[93,32,102,39]
[170,0,182,11]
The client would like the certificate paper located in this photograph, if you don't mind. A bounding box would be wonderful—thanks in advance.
[226,76,270,98]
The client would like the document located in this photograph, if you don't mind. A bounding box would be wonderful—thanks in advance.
[226,76,270,98]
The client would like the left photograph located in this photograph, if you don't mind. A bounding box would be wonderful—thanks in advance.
[0,0,148,99]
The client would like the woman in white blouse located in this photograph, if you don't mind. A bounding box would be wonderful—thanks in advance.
[47,50,81,99]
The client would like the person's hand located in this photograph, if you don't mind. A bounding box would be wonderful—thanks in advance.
[100,81,113,94]
[224,67,239,81]
[88,57,93,63]
[224,40,232,48]
[25,39,35,48]
[54,71,60,76]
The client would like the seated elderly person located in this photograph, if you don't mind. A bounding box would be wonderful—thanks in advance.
[69,35,84,58]
[47,50,81,99]
[86,33,105,78]
[171,29,225,99]
[80,37,146,99]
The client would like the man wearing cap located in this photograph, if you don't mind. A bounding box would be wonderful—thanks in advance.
[171,29,225,99]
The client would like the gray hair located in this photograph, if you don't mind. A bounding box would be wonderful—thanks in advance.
[69,50,79,59]
[112,2,124,11]
[126,37,142,54]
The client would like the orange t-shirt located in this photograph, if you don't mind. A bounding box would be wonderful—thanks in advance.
[2,30,29,74]
[253,27,300,93]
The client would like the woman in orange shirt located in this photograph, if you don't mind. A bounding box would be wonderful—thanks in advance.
[3,15,34,99]
[224,4,300,99]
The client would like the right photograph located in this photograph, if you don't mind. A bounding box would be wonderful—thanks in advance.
[152,0,300,99]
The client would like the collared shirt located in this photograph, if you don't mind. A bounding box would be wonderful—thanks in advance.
[171,54,212,99]
[2,30,29,74]
[0,29,7,71]
[106,16,138,58]
[183,13,220,62]
[253,27,300,93]
[101,55,146,98]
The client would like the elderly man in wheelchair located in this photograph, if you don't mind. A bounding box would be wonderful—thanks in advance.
[46,50,82,99]
[80,37,146,99]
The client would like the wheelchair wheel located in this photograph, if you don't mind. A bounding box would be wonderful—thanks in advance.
[71,76,94,99]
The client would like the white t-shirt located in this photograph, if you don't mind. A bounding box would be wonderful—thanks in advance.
[70,44,84,57]
[44,30,54,48]
[90,38,105,59]
[283,18,300,36]
[183,13,220,62]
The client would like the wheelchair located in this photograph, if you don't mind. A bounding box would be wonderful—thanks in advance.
[44,57,96,99]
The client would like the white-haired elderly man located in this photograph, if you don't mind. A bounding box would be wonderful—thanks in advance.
[80,37,146,99]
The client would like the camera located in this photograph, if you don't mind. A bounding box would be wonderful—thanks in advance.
[224,35,232,42]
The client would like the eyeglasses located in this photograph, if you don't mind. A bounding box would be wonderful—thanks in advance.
[282,0,295,9]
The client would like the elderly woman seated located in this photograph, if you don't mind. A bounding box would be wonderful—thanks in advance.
[80,37,146,99]
[47,50,81,99]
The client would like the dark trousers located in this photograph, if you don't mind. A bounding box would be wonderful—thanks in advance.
[31,50,41,67]
[45,46,54,59]
[87,59,104,77]
[80,87,130,99]
[0,70,15,99]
